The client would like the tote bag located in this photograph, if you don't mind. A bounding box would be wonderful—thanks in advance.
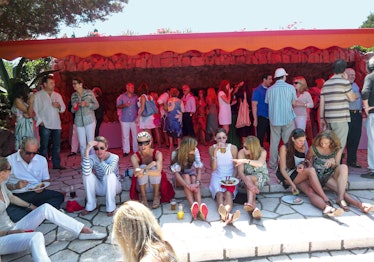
[235,92,251,128]
[142,95,158,117]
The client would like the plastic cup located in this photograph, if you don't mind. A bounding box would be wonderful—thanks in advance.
[170,199,177,211]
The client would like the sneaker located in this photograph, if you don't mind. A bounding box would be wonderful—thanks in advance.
[190,202,199,219]
[199,203,208,220]
[361,171,374,179]
[78,231,107,240]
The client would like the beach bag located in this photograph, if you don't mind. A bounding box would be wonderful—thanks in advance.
[142,95,158,117]
[235,92,251,128]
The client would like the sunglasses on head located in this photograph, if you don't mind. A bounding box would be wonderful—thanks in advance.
[25,150,38,156]
[94,146,106,151]
[137,140,150,146]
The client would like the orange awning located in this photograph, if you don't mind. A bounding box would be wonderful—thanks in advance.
[1,29,374,60]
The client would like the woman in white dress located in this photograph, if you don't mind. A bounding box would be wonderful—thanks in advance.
[137,83,157,133]
[217,80,233,134]
[209,128,240,224]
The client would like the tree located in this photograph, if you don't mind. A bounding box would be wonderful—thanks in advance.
[0,0,128,41]
[360,13,374,28]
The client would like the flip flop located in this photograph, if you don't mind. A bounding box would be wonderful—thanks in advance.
[243,203,254,212]
[323,206,344,217]
[152,196,160,209]
[231,210,241,223]
[362,203,374,213]
[218,205,227,221]
[191,202,199,219]
[252,208,262,219]
[199,203,209,220]
[337,199,350,211]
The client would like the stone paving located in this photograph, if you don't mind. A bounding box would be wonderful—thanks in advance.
[2,147,374,262]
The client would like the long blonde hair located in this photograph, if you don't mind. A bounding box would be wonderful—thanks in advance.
[171,137,197,170]
[113,201,178,262]
[243,136,262,160]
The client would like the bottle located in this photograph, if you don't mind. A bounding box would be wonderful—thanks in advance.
[177,203,184,220]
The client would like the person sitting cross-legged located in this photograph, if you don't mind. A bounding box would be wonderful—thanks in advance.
[81,136,121,217]
[6,137,64,222]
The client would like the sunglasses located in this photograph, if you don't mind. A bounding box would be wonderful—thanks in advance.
[216,136,227,140]
[137,140,150,146]
[25,150,38,156]
[94,146,106,151]
[293,82,300,85]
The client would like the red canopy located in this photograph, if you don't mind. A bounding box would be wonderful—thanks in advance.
[1,29,374,60]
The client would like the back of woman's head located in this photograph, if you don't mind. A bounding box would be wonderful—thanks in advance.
[113,201,175,262]
[9,82,29,104]
[218,80,229,93]
[169,87,179,98]
[243,136,261,160]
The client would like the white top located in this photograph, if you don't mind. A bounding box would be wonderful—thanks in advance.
[33,89,66,129]
[294,91,314,117]
[157,91,169,116]
[7,151,50,185]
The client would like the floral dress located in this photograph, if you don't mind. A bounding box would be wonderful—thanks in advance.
[312,145,337,186]
[243,150,270,189]
[12,103,34,150]
[166,97,184,138]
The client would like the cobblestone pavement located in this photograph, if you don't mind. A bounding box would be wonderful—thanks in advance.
[2,147,374,262]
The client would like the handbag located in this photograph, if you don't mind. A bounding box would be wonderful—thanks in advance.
[235,92,251,128]
[141,95,158,117]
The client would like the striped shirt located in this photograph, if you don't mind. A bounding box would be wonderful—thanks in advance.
[320,75,352,123]
[82,153,119,181]
[265,80,296,126]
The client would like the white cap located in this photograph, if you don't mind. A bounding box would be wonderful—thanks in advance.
[274,68,288,78]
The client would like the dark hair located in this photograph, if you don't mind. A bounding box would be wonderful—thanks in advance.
[218,80,230,96]
[0,157,9,172]
[9,82,29,104]
[333,59,347,74]
[41,74,54,85]
[72,77,84,85]
[261,74,271,81]
[367,56,374,73]
[285,128,306,169]
[215,128,227,136]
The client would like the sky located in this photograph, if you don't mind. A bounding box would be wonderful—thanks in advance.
[58,0,373,38]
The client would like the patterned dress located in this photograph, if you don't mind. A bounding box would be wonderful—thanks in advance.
[243,155,270,190]
[166,97,183,138]
[311,145,337,186]
[12,103,34,150]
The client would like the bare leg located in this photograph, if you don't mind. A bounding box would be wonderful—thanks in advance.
[182,175,195,206]
[151,183,161,208]
[139,184,148,206]
[297,181,327,211]
[223,191,233,213]
[326,176,362,209]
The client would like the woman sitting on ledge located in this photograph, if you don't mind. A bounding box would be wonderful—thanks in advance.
[307,130,374,213]
[277,128,343,217]
[233,136,269,219]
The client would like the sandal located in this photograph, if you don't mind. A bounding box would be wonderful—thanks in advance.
[107,209,117,217]
[337,199,350,211]
[362,203,374,213]
[140,197,149,207]
[218,205,228,221]
[191,202,199,219]
[152,196,160,209]
[323,206,344,217]
[252,208,262,219]
[243,203,254,212]
[231,210,241,223]
[199,203,209,220]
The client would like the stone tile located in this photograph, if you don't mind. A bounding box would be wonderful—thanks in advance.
[79,243,122,262]
[69,239,104,253]
[46,241,69,256]
[49,249,79,262]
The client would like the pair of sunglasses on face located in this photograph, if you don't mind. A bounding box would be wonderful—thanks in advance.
[24,150,38,156]
[94,146,106,151]
[137,140,150,146]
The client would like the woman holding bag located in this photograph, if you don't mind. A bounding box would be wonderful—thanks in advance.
[137,83,158,134]
[235,81,252,144]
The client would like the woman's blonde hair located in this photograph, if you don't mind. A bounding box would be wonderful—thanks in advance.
[243,136,262,160]
[171,137,197,170]
[94,136,108,147]
[293,76,308,93]
[113,201,177,262]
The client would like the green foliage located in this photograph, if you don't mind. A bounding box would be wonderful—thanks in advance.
[0,0,128,40]
[360,13,374,28]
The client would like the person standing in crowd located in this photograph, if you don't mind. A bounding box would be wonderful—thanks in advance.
[6,137,64,222]
[166,87,184,150]
[205,87,219,143]
[218,80,233,134]
[194,89,207,145]
[252,74,272,147]
[209,128,240,224]
[181,84,196,137]
[67,100,79,157]
[157,88,170,148]
[307,130,374,213]
[92,87,105,137]
[309,78,325,137]
[320,59,357,164]
[113,201,178,262]
[137,83,159,140]
[233,136,269,219]
[170,137,208,220]
[233,81,252,147]
[9,82,35,150]
[81,136,121,216]
[116,83,139,157]
[265,68,296,169]
[277,129,343,217]
[71,78,99,157]
[33,74,66,170]
[361,56,374,179]
[292,76,314,130]
[345,68,363,168]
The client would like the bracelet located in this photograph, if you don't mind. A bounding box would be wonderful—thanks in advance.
[27,203,32,209]
[196,180,201,185]
[211,156,217,161]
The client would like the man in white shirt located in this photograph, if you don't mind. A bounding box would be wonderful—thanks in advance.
[33,75,66,169]
[181,85,196,137]
[6,137,64,222]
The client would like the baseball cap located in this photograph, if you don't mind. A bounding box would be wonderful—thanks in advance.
[274,68,288,78]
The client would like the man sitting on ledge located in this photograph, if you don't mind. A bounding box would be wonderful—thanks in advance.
[6,136,64,222]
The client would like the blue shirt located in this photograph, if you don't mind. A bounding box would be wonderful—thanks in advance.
[116,93,139,122]
[265,80,296,126]
[349,82,362,110]
[252,84,269,118]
